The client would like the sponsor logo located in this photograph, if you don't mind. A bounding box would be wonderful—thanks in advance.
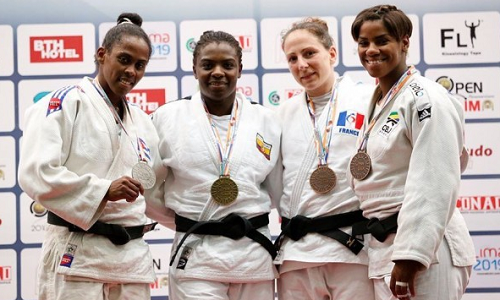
[47,97,61,114]
[436,76,454,92]
[440,19,483,56]
[457,196,500,211]
[418,106,431,122]
[30,201,49,232]
[378,111,399,137]
[256,133,272,160]
[30,201,47,217]
[236,35,252,52]
[268,91,280,106]
[126,89,166,115]
[185,38,196,52]
[463,98,494,112]
[60,254,74,268]
[409,82,424,97]
[435,76,483,94]
[0,266,12,283]
[236,86,253,101]
[473,246,500,273]
[149,32,171,58]
[30,36,83,63]
[65,243,77,256]
[150,275,169,289]
[285,88,302,100]
[468,145,493,157]
[176,246,192,270]
[337,111,365,136]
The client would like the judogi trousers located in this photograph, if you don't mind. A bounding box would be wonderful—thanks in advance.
[277,262,374,300]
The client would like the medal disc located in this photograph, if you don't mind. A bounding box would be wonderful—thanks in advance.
[310,165,337,194]
[211,176,239,206]
[132,161,156,189]
[349,151,372,180]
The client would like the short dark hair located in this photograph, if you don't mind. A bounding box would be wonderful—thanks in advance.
[281,17,334,50]
[192,30,242,66]
[101,12,152,59]
[351,5,412,42]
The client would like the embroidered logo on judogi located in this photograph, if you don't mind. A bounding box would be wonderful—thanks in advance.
[336,110,365,136]
[177,246,193,270]
[256,133,272,160]
[46,85,78,116]
[418,106,431,122]
[59,243,77,268]
[409,82,425,97]
[378,111,400,137]
[60,254,74,268]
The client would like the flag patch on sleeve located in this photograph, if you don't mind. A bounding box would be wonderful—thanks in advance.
[256,133,272,160]
[46,85,78,116]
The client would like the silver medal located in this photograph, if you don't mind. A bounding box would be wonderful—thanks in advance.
[132,161,156,189]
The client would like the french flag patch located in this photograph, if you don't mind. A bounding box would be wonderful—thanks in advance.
[337,111,365,129]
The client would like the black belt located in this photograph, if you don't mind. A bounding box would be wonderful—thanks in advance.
[170,213,276,266]
[352,212,399,242]
[275,210,367,255]
[47,211,157,245]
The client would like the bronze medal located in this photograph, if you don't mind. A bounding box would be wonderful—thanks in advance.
[350,151,372,180]
[310,165,337,194]
[211,176,239,206]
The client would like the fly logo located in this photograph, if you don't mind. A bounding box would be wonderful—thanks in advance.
[30,36,83,63]
[0,266,12,283]
[127,89,166,115]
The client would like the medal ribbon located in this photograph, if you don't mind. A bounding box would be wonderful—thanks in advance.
[92,78,144,162]
[357,66,417,152]
[306,78,342,166]
[203,99,240,177]
[137,137,151,163]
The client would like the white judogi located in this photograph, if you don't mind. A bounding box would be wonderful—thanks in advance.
[18,77,158,297]
[349,72,475,299]
[275,76,375,299]
[148,91,281,299]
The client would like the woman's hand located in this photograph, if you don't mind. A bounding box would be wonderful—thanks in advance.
[104,176,144,202]
[390,260,425,299]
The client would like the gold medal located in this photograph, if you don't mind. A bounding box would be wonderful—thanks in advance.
[350,150,372,180]
[211,176,239,206]
[310,165,337,194]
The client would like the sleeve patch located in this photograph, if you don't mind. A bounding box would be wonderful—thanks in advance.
[418,106,432,122]
[46,85,78,116]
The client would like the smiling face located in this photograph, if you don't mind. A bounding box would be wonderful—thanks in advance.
[96,35,150,104]
[356,20,409,91]
[193,41,242,113]
[283,29,337,97]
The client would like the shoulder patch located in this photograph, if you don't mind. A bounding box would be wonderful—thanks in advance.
[408,81,425,98]
[418,106,431,122]
[46,85,78,116]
